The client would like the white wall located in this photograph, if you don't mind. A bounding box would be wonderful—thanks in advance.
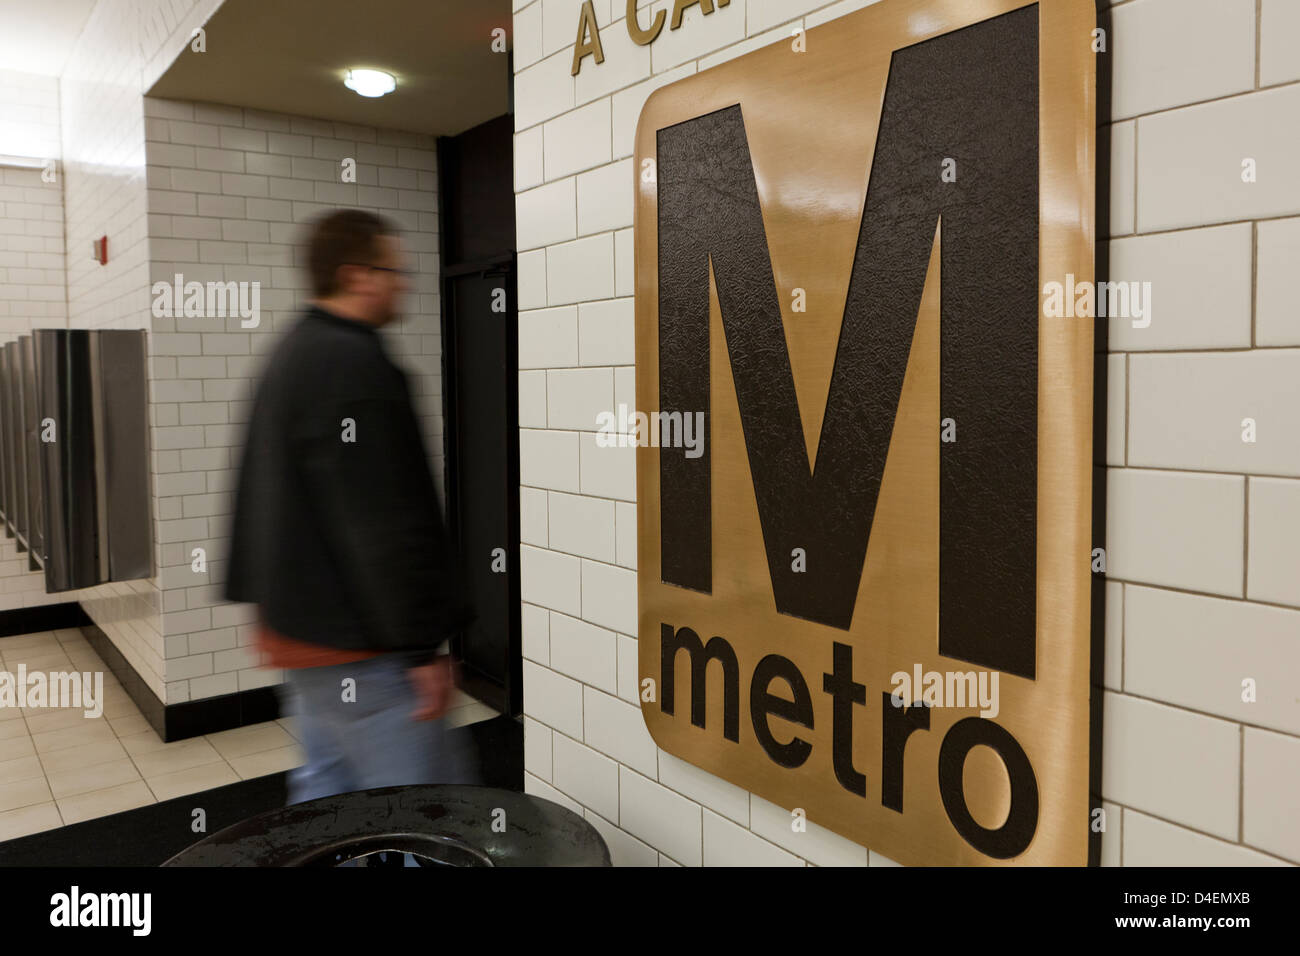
[0,69,69,611]
[512,0,1300,866]
[142,97,444,705]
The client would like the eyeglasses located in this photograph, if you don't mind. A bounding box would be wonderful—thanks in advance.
[344,263,412,277]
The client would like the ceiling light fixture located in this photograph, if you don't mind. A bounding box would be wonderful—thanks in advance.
[344,69,396,98]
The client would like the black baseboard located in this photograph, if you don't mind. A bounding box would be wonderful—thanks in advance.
[81,621,281,743]
[0,601,91,638]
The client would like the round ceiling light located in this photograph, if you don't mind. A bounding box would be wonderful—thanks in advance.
[344,69,396,98]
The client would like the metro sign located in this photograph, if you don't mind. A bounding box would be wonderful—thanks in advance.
[634,0,1097,865]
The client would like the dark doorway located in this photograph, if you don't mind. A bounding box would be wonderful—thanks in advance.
[437,111,520,716]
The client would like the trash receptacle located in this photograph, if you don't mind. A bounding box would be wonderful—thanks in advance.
[161,784,611,867]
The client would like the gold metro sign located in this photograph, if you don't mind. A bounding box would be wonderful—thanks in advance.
[634,0,1097,865]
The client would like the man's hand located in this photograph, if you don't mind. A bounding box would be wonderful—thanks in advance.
[408,655,454,721]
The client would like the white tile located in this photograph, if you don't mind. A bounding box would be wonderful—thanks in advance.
[1107,353,1125,466]
[579,431,635,500]
[1260,0,1300,87]
[1104,580,1122,692]
[1107,121,1135,238]
[543,100,612,180]
[521,602,550,664]
[618,765,702,866]
[543,234,613,304]
[658,750,749,827]
[548,490,616,561]
[520,544,582,616]
[1110,0,1255,121]
[514,48,577,132]
[576,159,634,235]
[581,558,637,635]
[514,126,544,191]
[522,660,584,738]
[1248,477,1300,607]
[616,632,639,702]
[749,793,870,866]
[1137,85,1300,232]
[549,611,617,691]
[611,227,631,295]
[518,248,548,309]
[1242,727,1300,863]
[542,0,612,60]
[574,6,652,105]
[1123,808,1290,866]
[582,685,658,778]
[1106,224,1252,350]
[519,370,548,428]
[1106,469,1244,596]
[520,486,549,546]
[546,366,613,430]
[704,809,803,866]
[523,715,553,781]
[611,62,696,159]
[650,0,746,71]
[1102,692,1239,840]
[520,428,580,492]
[513,0,545,69]
[519,305,578,369]
[1101,800,1122,867]
[582,809,658,866]
[1256,216,1300,346]
[615,500,637,569]
[524,771,585,815]
[1125,585,1300,735]
[552,732,619,820]
[1128,350,1300,476]
[578,297,634,366]
[516,177,577,251]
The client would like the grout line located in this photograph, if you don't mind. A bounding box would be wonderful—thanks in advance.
[1110,800,1296,866]
[1238,725,1246,842]
[1242,477,1251,598]
[1255,0,1263,90]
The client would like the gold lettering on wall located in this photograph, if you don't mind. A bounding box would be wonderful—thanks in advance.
[572,0,734,75]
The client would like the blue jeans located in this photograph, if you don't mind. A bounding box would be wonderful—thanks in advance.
[277,653,481,805]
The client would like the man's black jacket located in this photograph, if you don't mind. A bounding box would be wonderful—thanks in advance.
[223,304,471,666]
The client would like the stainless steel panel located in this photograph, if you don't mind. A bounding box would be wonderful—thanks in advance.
[36,329,99,592]
[90,330,152,583]
[0,342,12,534]
[21,336,43,566]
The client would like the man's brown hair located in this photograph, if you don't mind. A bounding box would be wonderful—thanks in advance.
[306,209,397,297]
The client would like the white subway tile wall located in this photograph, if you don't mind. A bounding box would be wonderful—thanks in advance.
[142,97,444,704]
[0,73,69,612]
[514,0,1300,865]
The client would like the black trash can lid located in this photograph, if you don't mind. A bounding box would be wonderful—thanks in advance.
[162,785,611,867]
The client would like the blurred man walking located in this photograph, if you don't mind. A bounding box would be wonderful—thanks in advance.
[224,209,480,805]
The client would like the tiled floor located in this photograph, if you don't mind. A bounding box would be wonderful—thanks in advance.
[0,628,499,842]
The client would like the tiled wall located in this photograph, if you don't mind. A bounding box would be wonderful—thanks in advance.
[142,97,444,705]
[1098,0,1299,868]
[512,0,1300,866]
[0,70,68,612]
[0,69,61,160]
[55,0,226,705]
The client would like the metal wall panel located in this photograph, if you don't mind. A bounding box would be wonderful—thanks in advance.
[21,336,44,566]
[90,330,153,583]
[36,329,100,592]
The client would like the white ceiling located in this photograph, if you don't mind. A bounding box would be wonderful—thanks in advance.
[0,0,97,76]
